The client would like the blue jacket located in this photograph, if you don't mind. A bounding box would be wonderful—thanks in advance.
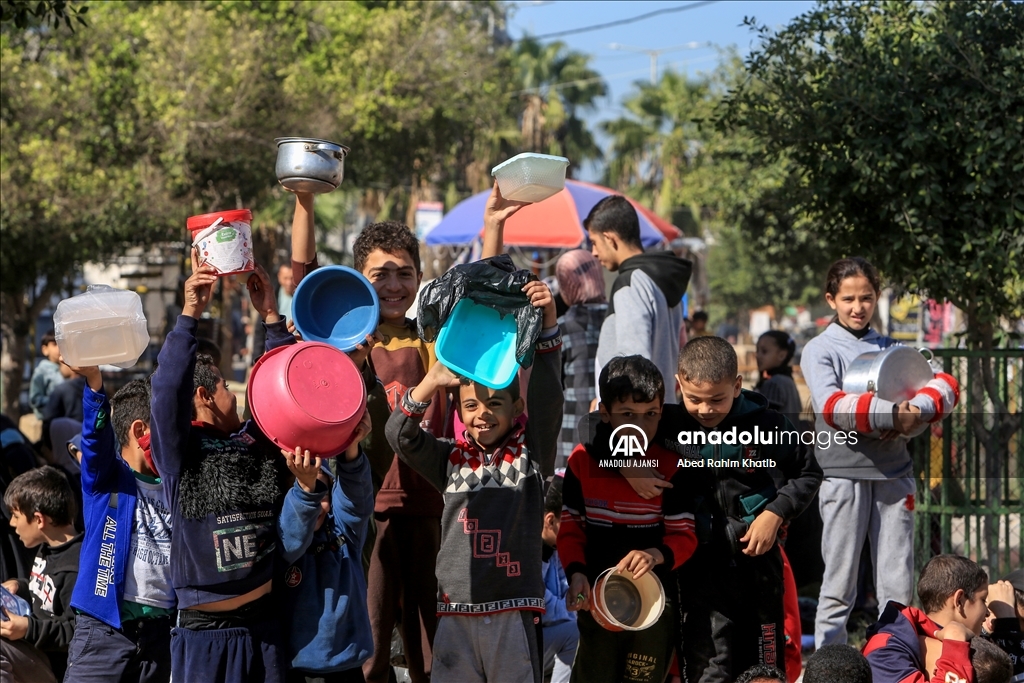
[277,453,374,673]
[541,546,574,628]
[69,386,146,629]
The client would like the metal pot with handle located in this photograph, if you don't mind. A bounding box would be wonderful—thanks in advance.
[275,137,350,194]
[842,345,935,438]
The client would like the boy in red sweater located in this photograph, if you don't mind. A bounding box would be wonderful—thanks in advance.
[559,355,697,683]
[864,554,991,683]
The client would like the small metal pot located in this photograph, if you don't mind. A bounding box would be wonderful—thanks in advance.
[842,345,935,402]
[275,137,350,194]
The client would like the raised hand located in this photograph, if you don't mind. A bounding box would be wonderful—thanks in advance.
[523,280,557,329]
[184,248,218,319]
[344,408,372,461]
[246,263,280,324]
[282,446,322,493]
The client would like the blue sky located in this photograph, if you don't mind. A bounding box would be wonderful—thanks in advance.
[506,0,816,180]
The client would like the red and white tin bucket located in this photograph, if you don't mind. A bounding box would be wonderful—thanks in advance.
[187,209,255,276]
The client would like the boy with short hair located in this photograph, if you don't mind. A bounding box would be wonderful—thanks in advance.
[651,336,822,682]
[540,473,577,683]
[864,554,991,683]
[150,256,295,682]
[289,192,460,683]
[558,355,697,683]
[30,332,63,420]
[277,416,374,683]
[63,368,175,683]
[385,280,562,683]
[802,645,871,683]
[1,465,82,682]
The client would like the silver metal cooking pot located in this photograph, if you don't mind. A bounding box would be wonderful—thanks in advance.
[842,345,935,402]
[275,137,350,194]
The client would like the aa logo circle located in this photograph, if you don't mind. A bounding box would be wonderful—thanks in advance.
[608,424,648,458]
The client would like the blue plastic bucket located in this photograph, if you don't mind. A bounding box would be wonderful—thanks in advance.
[434,299,520,390]
[292,266,379,352]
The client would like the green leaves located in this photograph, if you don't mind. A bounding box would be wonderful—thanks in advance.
[720,0,1024,345]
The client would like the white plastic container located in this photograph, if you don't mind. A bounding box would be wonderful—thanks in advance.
[491,153,570,203]
[54,285,150,369]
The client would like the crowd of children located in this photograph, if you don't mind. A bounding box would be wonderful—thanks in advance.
[2,190,1022,683]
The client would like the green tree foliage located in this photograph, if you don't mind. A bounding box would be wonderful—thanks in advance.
[0,0,520,417]
[0,0,87,31]
[720,0,1024,345]
[603,61,830,315]
[511,36,607,176]
[719,0,1023,546]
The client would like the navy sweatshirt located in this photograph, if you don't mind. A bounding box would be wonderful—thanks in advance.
[150,315,295,609]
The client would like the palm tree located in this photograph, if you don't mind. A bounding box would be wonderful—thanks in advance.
[511,37,607,176]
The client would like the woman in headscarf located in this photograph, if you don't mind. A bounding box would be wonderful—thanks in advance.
[554,249,607,470]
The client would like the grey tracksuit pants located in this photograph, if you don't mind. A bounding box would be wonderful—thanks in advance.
[815,476,916,648]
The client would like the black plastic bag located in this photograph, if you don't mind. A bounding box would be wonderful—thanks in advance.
[418,254,543,368]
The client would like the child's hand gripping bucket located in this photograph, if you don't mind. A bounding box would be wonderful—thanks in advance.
[591,567,666,632]
[187,209,255,277]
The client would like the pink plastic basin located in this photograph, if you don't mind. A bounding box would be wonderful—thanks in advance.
[247,342,366,457]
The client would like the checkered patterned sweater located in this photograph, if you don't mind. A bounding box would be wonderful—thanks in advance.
[556,302,606,470]
[385,331,563,616]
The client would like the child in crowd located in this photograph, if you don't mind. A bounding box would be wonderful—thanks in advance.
[984,570,1023,681]
[1,466,82,682]
[864,554,992,683]
[553,249,607,470]
[648,336,822,682]
[29,332,63,420]
[801,257,959,649]
[559,355,697,683]
[277,412,374,683]
[288,191,446,683]
[385,279,562,683]
[802,645,872,683]
[754,331,802,419]
[63,369,175,683]
[540,473,577,683]
[735,665,786,683]
[150,254,295,682]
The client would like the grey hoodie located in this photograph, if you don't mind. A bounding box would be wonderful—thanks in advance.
[595,252,692,404]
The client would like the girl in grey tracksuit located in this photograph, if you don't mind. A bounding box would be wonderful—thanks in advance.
[800,257,958,649]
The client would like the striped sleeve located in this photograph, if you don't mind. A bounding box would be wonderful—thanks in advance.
[660,467,697,570]
[557,450,589,579]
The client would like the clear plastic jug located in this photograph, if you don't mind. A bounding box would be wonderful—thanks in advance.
[54,285,150,368]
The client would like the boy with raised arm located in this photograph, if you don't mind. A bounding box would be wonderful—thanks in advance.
[385,280,562,683]
[150,253,295,682]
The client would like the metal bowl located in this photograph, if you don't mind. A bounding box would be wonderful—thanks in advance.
[842,345,935,402]
[275,137,350,195]
[843,346,935,439]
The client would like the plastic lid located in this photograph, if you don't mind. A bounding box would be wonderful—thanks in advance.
[187,209,252,232]
[491,152,570,176]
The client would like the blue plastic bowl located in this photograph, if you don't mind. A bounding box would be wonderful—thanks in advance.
[292,266,379,352]
[434,299,520,390]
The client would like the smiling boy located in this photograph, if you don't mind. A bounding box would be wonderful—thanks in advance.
[288,191,449,683]
[385,280,562,683]
[643,336,822,683]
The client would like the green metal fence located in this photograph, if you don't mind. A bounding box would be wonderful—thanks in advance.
[911,348,1024,578]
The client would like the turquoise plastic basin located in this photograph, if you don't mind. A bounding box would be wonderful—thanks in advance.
[434,299,520,390]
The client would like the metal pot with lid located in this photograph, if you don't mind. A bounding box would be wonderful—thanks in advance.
[842,345,936,438]
[275,137,350,194]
